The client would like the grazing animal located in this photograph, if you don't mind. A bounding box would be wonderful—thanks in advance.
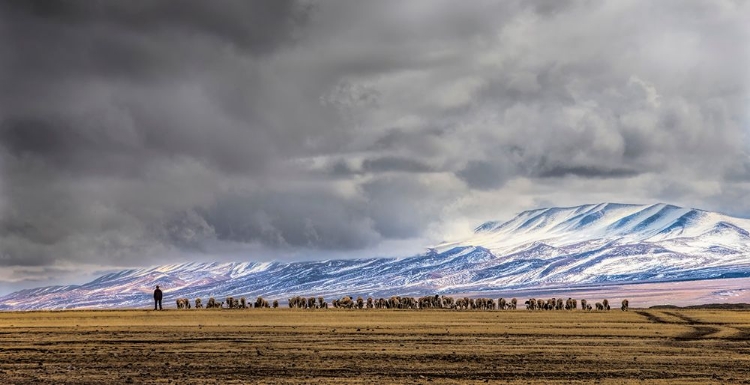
[580,299,588,311]
[288,296,306,308]
[194,298,203,309]
[255,296,270,308]
[602,299,610,311]
[272,300,279,308]
[595,302,604,311]
[206,297,222,309]
[621,299,629,311]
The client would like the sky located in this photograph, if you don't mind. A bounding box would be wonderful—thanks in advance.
[0,0,748,294]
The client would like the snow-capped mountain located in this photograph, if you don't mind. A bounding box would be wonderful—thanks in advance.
[2,203,750,310]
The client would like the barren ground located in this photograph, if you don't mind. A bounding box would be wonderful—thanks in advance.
[1,308,750,384]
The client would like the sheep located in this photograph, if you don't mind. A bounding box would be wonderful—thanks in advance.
[595,302,604,311]
[272,300,279,308]
[602,299,610,311]
[621,299,629,311]
[206,297,222,309]
[175,298,191,309]
[509,298,517,310]
[419,295,442,309]
[255,296,270,308]
[288,296,308,309]
[498,298,507,310]
[194,298,203,309]
[240,297,247,309]
[441,296,455,309]
[288,296,305,308]
[580,299,588,311]
[318,297,326,309]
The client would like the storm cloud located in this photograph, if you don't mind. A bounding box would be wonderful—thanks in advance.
[0,0,748,292]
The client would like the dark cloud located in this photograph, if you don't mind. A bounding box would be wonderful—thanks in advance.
[456,161,511,190]
[361,156,433,174]
[526,0,579,16]
[198,190,379,250]
[536,165,640,179]
[1,1,309,78]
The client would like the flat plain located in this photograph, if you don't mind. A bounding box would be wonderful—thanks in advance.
[1,308,749,384]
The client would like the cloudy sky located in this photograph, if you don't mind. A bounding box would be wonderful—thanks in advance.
[0,0,748,294]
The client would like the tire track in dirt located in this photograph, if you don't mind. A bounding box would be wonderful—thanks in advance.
[639,310,750,342]
[634,310,670,324]
[727,327,750,341]
[662,311,739,341]
[636,310,719,341]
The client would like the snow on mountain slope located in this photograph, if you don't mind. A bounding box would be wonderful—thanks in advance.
[2,203,750,310]
[449,203,750,255]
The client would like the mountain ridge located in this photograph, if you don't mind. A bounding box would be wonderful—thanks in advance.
[3,202,750,310]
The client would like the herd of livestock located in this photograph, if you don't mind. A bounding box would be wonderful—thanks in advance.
[174,295,630,311]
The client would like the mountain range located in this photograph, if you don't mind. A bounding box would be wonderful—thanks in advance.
[2,203,750,310]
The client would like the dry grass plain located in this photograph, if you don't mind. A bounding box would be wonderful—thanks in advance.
[1,308,749,384]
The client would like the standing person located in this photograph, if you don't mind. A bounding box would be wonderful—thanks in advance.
[153,285,163,310]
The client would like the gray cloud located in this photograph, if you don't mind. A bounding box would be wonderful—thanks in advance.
[199,190,379,250]
[361,156,434,174]
[457,161,512,190]
[536,165,641,179]
[0,0,748,292]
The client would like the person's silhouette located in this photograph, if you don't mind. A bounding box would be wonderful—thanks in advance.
[153,285,163,310]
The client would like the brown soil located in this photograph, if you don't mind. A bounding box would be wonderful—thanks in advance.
[1,308,750,384]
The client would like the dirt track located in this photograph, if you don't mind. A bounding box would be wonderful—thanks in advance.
[1,309,749,384]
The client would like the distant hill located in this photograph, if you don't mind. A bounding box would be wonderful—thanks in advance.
[2,203,750,310]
